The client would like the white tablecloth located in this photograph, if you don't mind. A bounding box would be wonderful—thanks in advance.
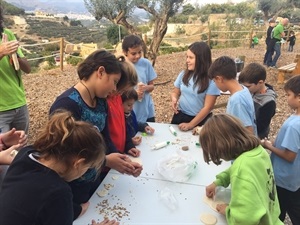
[74,123,230,225]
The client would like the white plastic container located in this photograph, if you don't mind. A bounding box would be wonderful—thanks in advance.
[169,125,177,136]
[152,141,170,150]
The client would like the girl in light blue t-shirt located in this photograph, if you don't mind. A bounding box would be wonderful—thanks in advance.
[170,42,220,131]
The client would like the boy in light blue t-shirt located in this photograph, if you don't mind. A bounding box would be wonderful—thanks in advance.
[262,75,300,224]
[122,35,157,123]
[208,56,257,135]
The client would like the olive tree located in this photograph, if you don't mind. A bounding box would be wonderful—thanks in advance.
[257,0,300,20]
[84,0,185,65]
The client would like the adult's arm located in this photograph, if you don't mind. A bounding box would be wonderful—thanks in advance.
[18,57,31,74]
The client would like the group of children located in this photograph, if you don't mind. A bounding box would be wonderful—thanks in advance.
[0,35,157,225]
[0,33,299,225]
[203,56,300,225]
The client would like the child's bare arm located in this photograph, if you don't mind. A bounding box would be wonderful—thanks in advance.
[262,140,297,162]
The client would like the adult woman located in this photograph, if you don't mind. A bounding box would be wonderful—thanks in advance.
[170,42,220,131]
[50,50,141,219]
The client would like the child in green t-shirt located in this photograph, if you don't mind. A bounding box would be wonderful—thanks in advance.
[251,35,259,48]
[201,113,283,225]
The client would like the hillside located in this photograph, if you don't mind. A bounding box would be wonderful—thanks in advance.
[7,15,107,45]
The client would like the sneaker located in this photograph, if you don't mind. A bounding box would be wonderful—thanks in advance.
[271,65,278,69]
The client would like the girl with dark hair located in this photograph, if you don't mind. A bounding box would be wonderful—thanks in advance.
[170,41,220,131]
[50,50,140,219]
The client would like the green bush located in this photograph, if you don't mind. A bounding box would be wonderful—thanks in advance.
[22,38,37,44]
[66,56,82,66]
[103,43,114,50]
[24,52,43,70]
[175,26,185,35]
[159,45,188,55]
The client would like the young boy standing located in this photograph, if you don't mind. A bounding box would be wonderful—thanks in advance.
[288,31,296,52]
[239,63,277,139]
[262,75,300,224]
[122,35,157,123]
[208,56,257,135]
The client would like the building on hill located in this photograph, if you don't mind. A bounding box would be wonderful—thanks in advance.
[65,43,97,58]
[13,16,26,25]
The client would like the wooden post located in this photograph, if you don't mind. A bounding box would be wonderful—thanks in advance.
[249,29,253,48]
[60,37,64,71]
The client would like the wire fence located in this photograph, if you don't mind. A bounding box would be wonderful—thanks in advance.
[20,28,267,70]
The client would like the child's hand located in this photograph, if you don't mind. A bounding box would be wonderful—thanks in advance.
[145,126,155,135]
[1,128,27,150]
[261,138,273,149]
[130,161,143,177]
[178,122,192,131]
[132,136,142,145]
[192,126,202,135]
[92,218,120,225]
[105,153,135,175]
[206,182,217,198]
[79,202,90,217]
[216,203,228,215]
[128,148,141,157]
[137,82,146,101]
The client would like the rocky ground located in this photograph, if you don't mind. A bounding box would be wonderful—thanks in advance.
[23,44,297,224]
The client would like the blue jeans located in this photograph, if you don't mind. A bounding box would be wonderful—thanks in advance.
[270,43,281,67]
[0,105,29,133]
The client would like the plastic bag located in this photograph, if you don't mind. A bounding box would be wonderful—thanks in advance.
[214,186,231,204]
[157,151,198,182]
[159,187,178,211]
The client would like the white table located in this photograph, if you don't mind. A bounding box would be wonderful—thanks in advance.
[115,122,231,186]
[74,123,230,225]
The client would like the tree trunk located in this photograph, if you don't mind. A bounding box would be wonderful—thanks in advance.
[148,16,168,66]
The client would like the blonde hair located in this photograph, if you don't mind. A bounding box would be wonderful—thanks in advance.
[34,111,106,171]
[116,55,138,92]
[200,113,260,165]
